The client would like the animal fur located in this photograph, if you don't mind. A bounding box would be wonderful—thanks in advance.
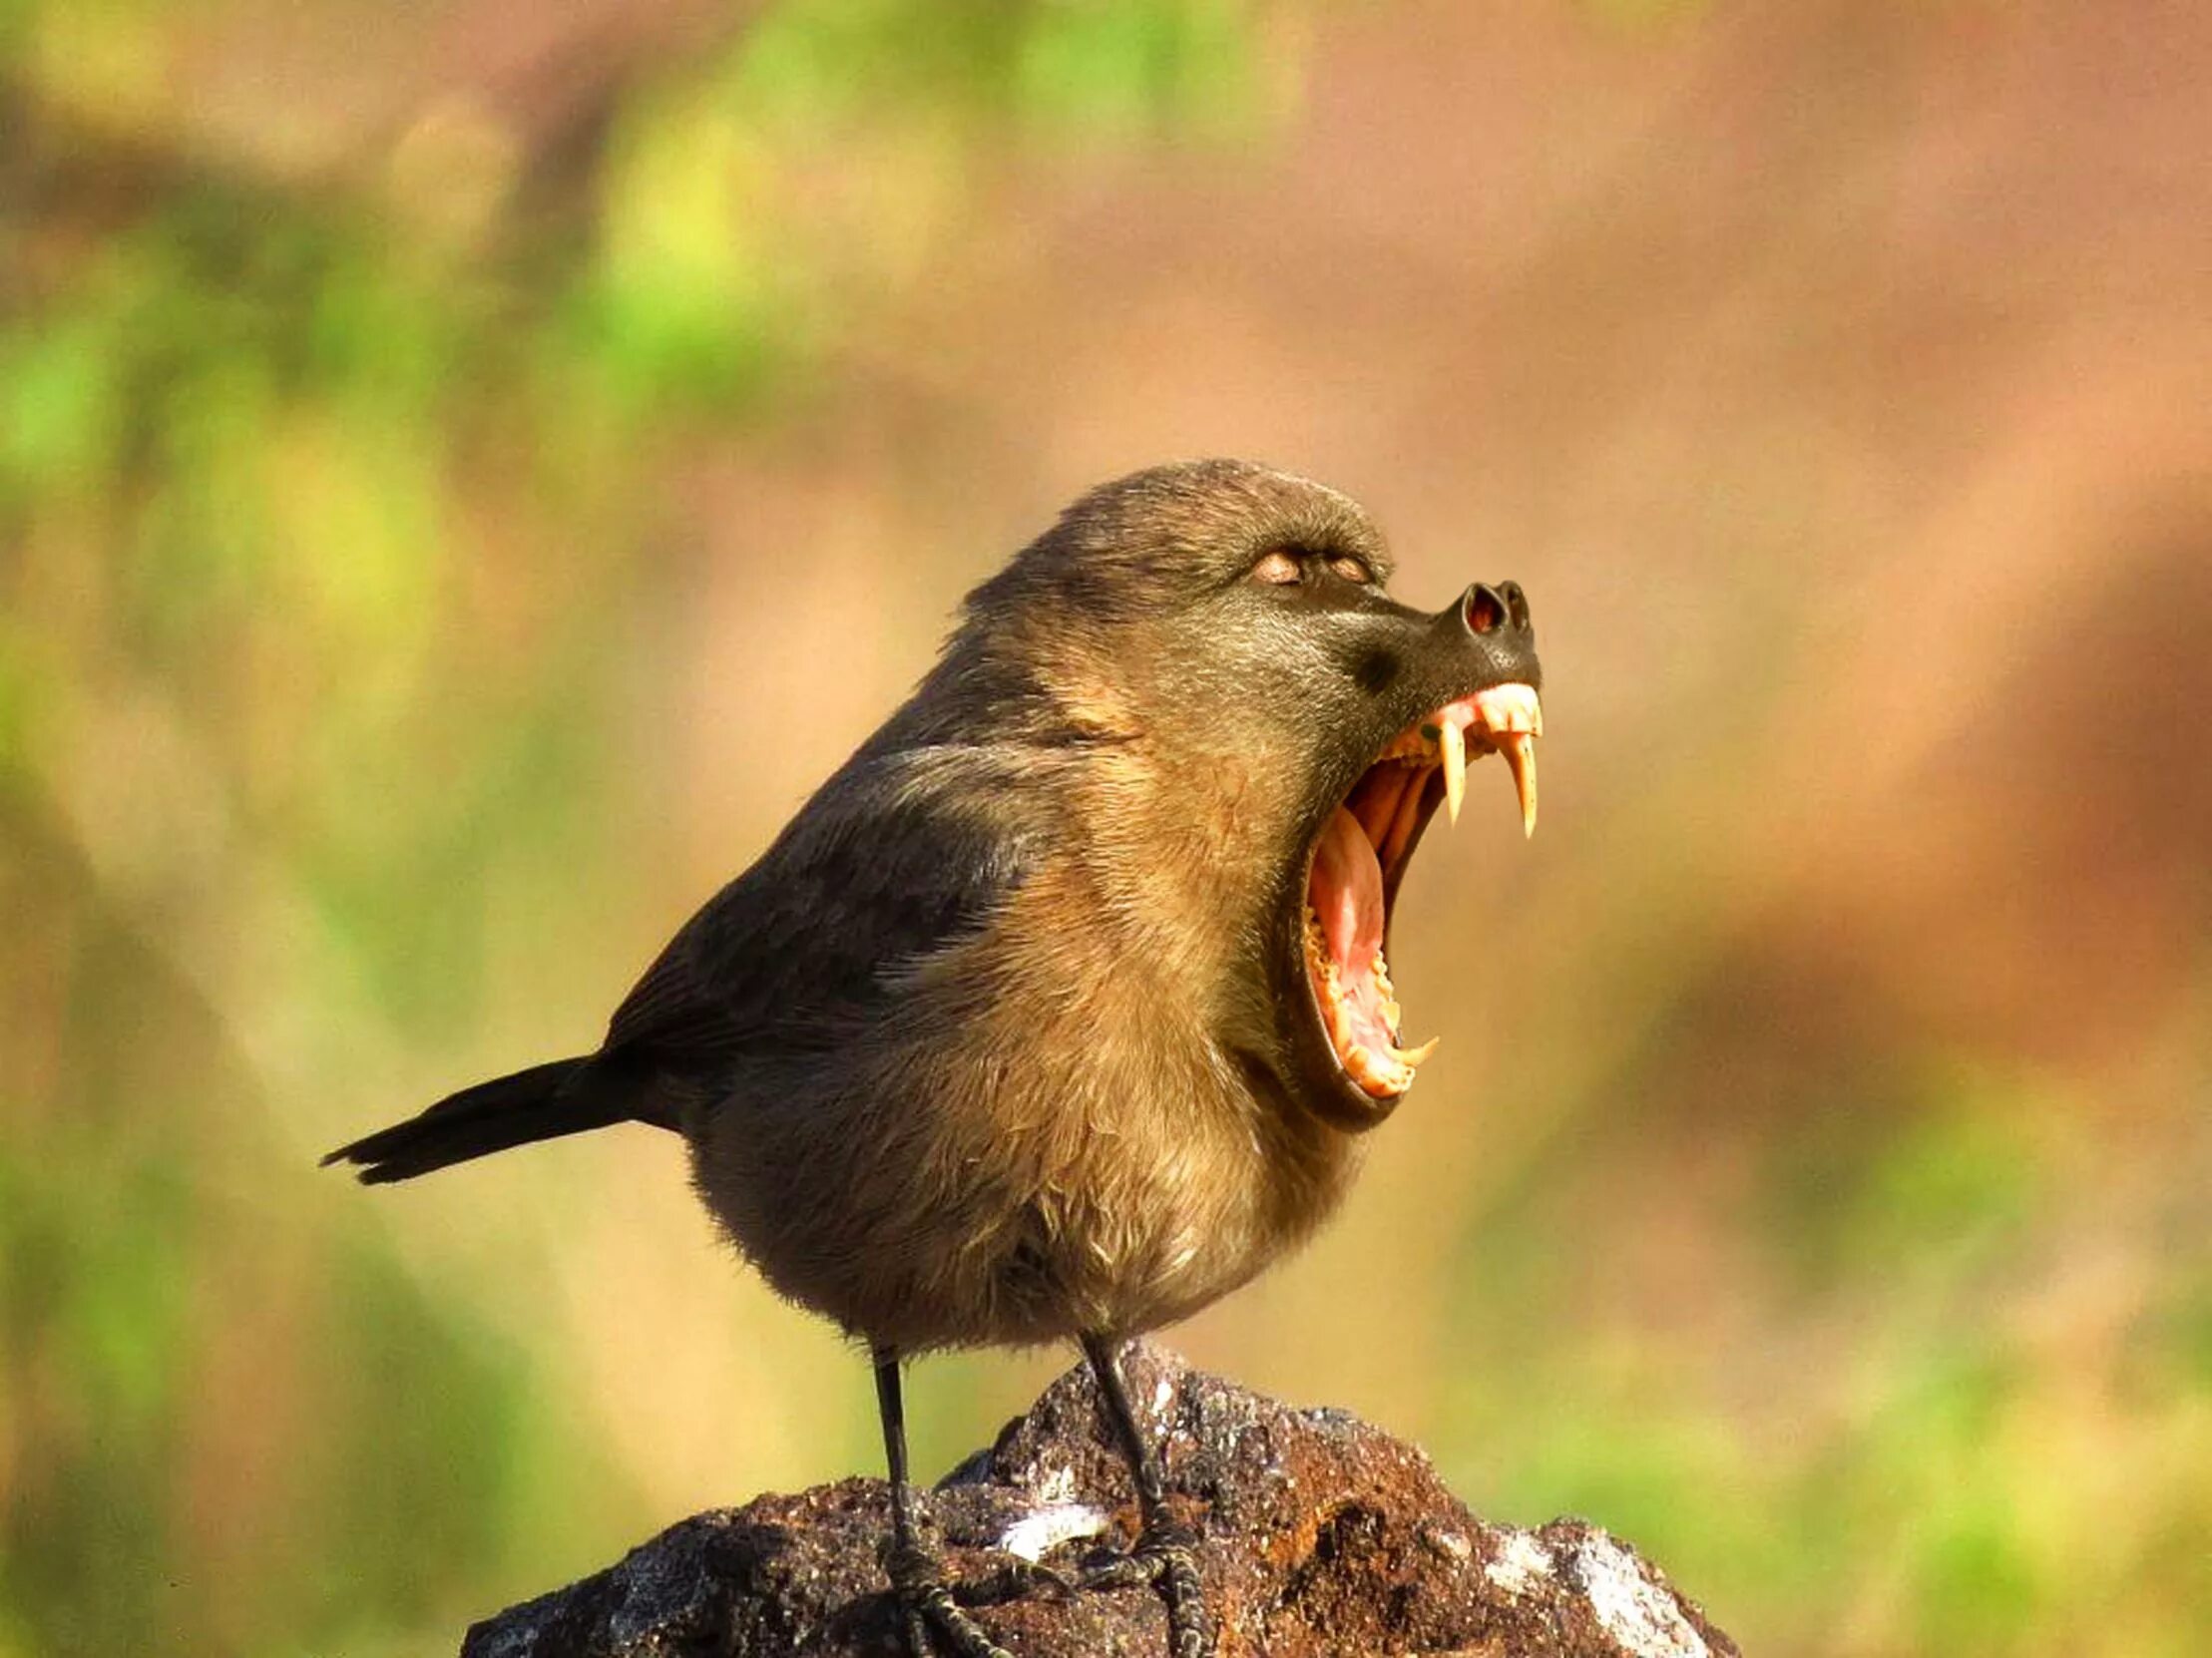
[327,459,1542,1355]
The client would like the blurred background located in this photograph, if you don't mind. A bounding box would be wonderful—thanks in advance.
[4,1,2208,1653]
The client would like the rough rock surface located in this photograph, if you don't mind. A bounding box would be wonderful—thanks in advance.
[463,1345,1738,1658]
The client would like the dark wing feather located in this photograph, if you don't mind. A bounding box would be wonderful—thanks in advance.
[604,745,1042,1073]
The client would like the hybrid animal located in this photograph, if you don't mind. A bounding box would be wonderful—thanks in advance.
[327,460,1544,1658]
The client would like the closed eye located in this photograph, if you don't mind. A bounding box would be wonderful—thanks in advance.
[1248,549,1381,592]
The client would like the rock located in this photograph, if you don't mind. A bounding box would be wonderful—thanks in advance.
[462,1344,1738,1658]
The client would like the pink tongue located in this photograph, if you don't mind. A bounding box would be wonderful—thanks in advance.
[1311,805,1399,1051]
[1312,805,1384,974]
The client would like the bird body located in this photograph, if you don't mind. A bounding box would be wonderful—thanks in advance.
[683,804,1359,1352]
[326,459,1544,1657]
[659,605,1363,1351]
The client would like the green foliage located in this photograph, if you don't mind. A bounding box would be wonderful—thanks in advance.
[1438,1046,2212,1656]
[1760,1060,2048,1297]
[2,6,2205,1658]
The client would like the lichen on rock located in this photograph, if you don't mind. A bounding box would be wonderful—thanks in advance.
[462,1345,1738,1658]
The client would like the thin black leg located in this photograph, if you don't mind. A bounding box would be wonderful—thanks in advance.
[874,1347,1015,1658]
[1078,1335,1214,1658]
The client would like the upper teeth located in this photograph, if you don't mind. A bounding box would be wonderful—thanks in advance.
[1438,683,1541,837]
[1441,721,1469,825]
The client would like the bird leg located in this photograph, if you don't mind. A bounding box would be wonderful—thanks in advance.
[875,1349,1017,1658]
[1078,1334,1215,1658]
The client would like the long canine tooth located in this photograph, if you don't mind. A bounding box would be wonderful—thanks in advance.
[1440,718,1467,825]
[1501,731,1538,837]
[1395,1036,1441,1068]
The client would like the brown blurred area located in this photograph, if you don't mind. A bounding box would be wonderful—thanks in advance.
[669,0,2212,1497]
[3,2,2207,1654]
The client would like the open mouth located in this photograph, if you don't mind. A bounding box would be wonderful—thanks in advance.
[1302,683,1542,1100]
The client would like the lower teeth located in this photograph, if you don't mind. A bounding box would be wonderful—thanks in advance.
[1304,907,1429,1093]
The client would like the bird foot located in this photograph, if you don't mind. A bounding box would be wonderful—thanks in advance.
[1076,1521,1214,1658]
[882,1523,1213,1658]
[883,1539,1018,1658]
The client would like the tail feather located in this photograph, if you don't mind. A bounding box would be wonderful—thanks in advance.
[323,1055,647,1185]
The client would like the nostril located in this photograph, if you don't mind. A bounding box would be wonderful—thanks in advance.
[1499,581,1530,629]
[1464,583,1508,635]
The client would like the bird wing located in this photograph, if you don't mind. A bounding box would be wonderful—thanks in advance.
[603,745,1044,1071]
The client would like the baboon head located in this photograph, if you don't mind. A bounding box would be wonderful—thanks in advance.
[947,459,1543,1135]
